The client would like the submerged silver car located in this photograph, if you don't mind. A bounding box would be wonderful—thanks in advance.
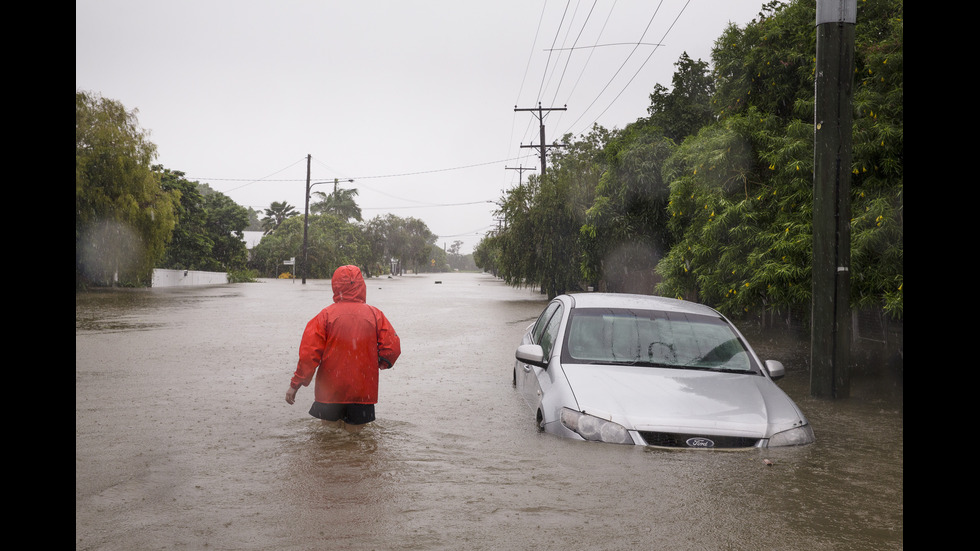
[513,293,814,449]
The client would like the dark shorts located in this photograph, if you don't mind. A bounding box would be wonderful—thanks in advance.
[308,402,376,425]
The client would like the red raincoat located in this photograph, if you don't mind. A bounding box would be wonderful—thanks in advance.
[290,265,401,404]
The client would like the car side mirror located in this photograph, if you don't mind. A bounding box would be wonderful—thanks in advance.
[516,344,548,368]
[764,360,785,381]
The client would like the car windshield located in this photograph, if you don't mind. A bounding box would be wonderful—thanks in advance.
[562,308,758,373]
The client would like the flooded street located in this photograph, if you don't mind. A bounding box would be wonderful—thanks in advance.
[76,272,902,550]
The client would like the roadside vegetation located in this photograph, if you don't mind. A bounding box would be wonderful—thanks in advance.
[475,0,902,324]
[76,90,471,287]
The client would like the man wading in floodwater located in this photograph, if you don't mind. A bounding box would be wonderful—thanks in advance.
[285,265,401,433]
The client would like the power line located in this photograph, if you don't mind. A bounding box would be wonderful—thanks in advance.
[545,42,663,51]
[579,0,690,133]
[191,156,520,184]
[561,0,666,134]
[363,200,495,211]
[536,0,572,103]
[350,158,518,180]
[547,0,618,136]
[209,157,308,192]
[546,0,599,110]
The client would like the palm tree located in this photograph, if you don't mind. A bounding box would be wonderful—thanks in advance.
[262,201,298,234]
[311,188,362,222]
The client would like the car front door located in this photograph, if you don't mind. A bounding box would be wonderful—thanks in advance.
[522,302,564,412]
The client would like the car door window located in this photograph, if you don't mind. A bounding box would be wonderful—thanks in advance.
[531,301,560,345]
[538,304,564,361]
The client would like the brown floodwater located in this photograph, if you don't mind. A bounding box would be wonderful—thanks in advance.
[76,272,902,550]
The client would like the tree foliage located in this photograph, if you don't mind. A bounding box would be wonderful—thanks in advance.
[647,52,716,143]
[248,211,437,279]
[658,0,903,320]
[480,0,903,322]
[157,167,250,272]
[848,0,904,318]
[312,187,363,222]
[75,91,450,286]
[249,214,366,279]
[490,128,603,299]
[261,201,298,235]
[76,91,178,288]
[581,122,675,294]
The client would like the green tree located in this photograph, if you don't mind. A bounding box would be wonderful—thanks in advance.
[657,0,903,321]
[249,216,302,277]
[202,192,250,271]
[262,201,298,235]
[361,214,437,275]
[494,129,602,299]
[361,215,395,275]
[655,0,821,319]
[711,1,816,121]
[245,208,263,231]
[581,122,674,293]
[157,167,250,272]
[425,244,448,273]
[577,53,713,294]
[401,217,437,273]
[248,213,366,279]
[312,187,363,222]
[303,214,368,278]
[848,0,904,318]
[656,113,811,318]
[646,52,716,143]
[493,175,541,289]
[157,167,213,270]
[76,91,177,287]
[446,239,466,271]
[473,233,502,277]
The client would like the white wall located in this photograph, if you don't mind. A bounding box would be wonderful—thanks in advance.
[152,269,228,287]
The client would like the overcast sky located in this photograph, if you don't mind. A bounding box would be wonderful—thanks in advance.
[76,0,767,254]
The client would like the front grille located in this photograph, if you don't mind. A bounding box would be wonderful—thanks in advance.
[638,431,761,449]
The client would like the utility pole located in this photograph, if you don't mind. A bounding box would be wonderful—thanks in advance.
[505,165,536,186]
[302,161,353,284]
[811,0,856,398]
[302,154,311,284]
[514,102,566,176]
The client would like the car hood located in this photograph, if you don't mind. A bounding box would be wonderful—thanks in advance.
[561,363,804,437]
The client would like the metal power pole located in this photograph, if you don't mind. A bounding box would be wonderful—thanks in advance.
[811,0,856,398]
[514,103,566,176]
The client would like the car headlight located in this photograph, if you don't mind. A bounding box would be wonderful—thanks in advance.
[560,408,634,445]
[767,424,815,447]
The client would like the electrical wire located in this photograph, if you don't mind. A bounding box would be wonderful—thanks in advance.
[572,0,691,136]
[559,0,665,135]
[546,0,598,110]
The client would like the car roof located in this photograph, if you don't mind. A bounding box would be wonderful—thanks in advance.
[565,292,722,317]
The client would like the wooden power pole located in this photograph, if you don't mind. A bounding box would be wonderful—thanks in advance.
[811,0,856,398]
[505,165,536,186]
[515,103,566,176]
[302,154,311,284]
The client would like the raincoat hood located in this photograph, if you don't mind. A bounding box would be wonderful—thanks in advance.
[331,265,366,304]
